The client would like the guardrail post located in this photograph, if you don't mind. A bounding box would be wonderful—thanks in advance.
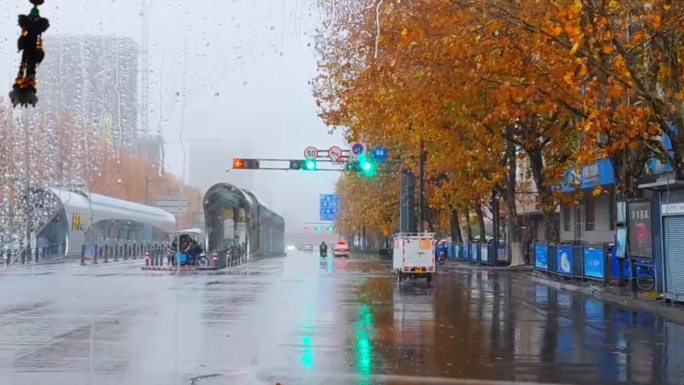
[81,244,86,265]
[154,245,159,266]
[93,245,99,264]
[603,243,611,285]
[548,244,557,274]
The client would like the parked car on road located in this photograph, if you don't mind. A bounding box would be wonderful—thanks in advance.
[333,241,350,258]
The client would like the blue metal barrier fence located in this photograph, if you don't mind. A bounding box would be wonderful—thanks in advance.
[532,243,610,284]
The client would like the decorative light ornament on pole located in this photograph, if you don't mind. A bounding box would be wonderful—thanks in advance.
[9,0,50,108]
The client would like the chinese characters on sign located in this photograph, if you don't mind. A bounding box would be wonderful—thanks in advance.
[320,194,340,221]
[71,213,81,231]
[581,163,600,185]
[628,201,653,259]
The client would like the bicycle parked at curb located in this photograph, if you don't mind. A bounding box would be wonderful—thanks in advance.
[632,261,655,292]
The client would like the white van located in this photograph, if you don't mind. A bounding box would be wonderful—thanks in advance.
[393,233,436,283]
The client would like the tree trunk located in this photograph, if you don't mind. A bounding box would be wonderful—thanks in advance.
[449,207,463,243]
[464,207,473,241]
[499,138,524,264]
[474,205,486,241]
[611,147,650,201]
[527,149,559,242]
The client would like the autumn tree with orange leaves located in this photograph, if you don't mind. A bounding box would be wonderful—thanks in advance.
[0,107,202,236]
[335,170,399,240]
[315,1,684,259]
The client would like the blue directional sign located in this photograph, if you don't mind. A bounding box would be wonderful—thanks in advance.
[320,194,341,221]
[372,145,389,162]
[351,143,365,155]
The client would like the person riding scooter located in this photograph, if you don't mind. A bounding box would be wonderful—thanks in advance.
[436,241,448,265]
[319,241,328,258]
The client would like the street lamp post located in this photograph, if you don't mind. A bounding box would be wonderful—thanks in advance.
[145,176,159,205]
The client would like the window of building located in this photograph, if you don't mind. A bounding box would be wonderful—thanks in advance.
[584,194,596,231]
[562,205,571,232]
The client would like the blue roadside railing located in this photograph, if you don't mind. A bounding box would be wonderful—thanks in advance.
[447,240,632,285]
[448,241,510,266]
[530,242,613,284]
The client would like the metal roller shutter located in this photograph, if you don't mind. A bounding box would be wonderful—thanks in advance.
[664,216,684,298]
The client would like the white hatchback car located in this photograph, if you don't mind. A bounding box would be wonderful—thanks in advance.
[333,241,350,258]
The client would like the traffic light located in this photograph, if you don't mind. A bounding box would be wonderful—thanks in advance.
[303,159,317,171]
[315,226,322,232]
[327,226,334,232]
[289,160,302,170]
[345,161,359,172]
[232,158,260,169]
[359,155,376,176]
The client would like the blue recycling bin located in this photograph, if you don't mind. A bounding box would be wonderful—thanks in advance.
[175,251,188,266]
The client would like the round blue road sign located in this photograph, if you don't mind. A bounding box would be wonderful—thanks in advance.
[351,143,365,155]
[372,145,388,162]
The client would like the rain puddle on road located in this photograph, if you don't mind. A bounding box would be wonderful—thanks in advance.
[335,262,684,385]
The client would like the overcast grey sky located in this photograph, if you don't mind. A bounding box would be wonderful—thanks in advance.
[0,0,343,232]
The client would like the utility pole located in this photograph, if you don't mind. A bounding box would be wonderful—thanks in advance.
[418,139,426,233]
[22,111,31,263]
[492,190,500,261]
[145,176,158,205]
[400,169,416,233]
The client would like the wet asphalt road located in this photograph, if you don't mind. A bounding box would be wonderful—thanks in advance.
[0,252,683,385]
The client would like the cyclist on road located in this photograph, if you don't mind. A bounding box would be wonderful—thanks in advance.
[319,241,328,258]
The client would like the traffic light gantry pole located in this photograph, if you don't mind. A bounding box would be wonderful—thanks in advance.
[231,143,390,175]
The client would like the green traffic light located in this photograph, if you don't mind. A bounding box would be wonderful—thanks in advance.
[359,156,376,176]
[315,226,322,231]
[304,159,317,171]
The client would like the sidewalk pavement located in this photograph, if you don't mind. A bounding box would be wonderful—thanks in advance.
[0,257,144,271]
[444,260,684,324]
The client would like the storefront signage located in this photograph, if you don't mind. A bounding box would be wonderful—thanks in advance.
[662,202,684,216]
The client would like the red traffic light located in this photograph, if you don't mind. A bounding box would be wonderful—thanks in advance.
[233,158,245,169]
[232,158,260,169]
